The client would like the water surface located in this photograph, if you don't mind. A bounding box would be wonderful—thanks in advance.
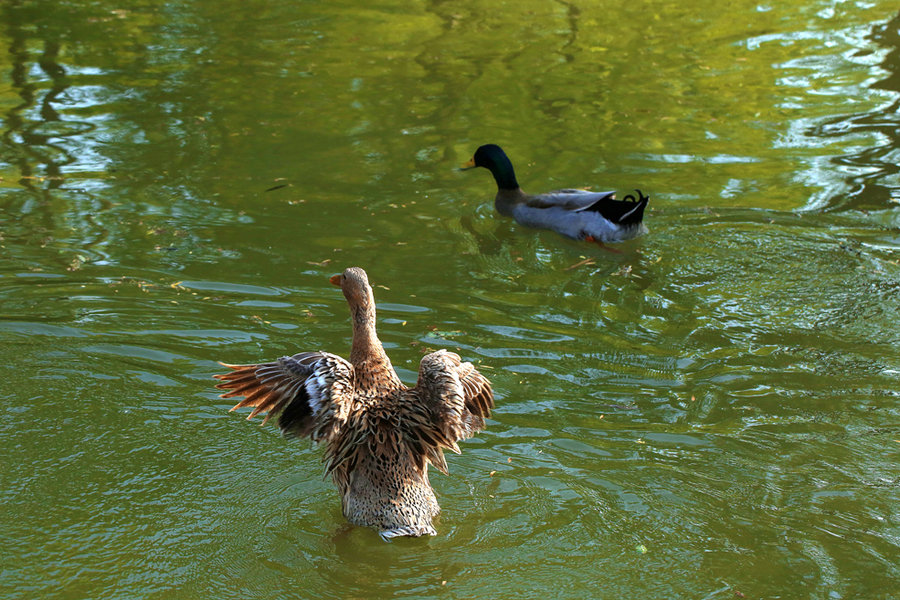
[1,1,898,598]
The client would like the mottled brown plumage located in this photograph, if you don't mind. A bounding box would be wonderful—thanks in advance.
[214,267,494,540]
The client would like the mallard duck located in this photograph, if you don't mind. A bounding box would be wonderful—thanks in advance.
[463,144,649,245]
[214,267,493,541]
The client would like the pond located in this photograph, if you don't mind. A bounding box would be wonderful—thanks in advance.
[1,0,898,598]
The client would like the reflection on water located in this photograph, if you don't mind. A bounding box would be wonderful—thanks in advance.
[1,0,74,272]
[808,10,900,212]
[3,28,69,189]
[1,1,899,599]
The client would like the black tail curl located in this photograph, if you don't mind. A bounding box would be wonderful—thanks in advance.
[623,189,649,203]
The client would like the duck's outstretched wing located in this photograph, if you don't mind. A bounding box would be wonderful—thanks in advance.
[404,349,494,475]
[214,351,354,443]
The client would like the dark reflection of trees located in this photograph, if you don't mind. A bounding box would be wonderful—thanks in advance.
[0,1,229,269]
[2,0,73,193]
[808,11,900,212]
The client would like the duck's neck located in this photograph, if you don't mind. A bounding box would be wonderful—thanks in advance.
[349,304,401,390]
[487,153,519,191]
[495,187,527,216]
[487,154,522,216]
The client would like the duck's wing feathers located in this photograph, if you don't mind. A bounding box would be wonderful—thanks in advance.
[214,351,354,443]
[527,189,650,225]
[403,349,494,474]
[525,189,617,211]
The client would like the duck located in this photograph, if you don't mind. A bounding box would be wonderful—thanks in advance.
[462,144,649,246]
[214,267,494,541]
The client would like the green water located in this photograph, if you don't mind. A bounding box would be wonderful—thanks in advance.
[2,0,899,598]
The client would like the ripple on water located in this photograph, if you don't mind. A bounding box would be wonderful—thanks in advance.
[2,1,899,597]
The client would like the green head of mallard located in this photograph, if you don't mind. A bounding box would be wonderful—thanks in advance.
[462,144,520,191]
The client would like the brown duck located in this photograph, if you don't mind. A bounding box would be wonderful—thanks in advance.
[214,267,494,540]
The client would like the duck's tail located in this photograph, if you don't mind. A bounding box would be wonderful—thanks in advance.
[616,189,650,226]
[378,524,438,542]
[583,189,650,226]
